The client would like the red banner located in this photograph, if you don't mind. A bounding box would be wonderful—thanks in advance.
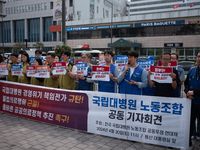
[52,62,66,67]
[158,60,177,67]
[150,66,172,73]
[0,81,88,131]
[92,66,110,72]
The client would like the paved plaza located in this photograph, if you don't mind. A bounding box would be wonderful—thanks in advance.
[0,113,199,150]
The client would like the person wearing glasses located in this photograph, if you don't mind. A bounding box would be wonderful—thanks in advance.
[147,52,180,97]
[77,52,94,91]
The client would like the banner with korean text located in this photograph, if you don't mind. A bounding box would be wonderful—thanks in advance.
[0,81,190,150]
[11,64,23,76]
[52,62,66,75]
[0,64,8,75]
[92,66,110,81]
[115,55,128,69]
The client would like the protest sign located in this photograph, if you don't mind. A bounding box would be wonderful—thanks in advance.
[29,57,44,65]
[137,60,154,71]
[158,60,177,69]
[92,66,110,81]
[35,65,50,78]
[115,55,128,69]
[52,62,66,75]
[99,54,105,65]
[150,66,173,83]
[75,60,82,65]
[77,63,88,76]
[26,66,36,77]
[0,64,8,75]
[11,64,23,76]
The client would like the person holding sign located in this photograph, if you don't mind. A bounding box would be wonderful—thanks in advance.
[60,50,77,90]
[18,53,31,84]
[98,50,119,93]
[7,53,19,82]
[117,51,147,95]
[171,53,185,97]
[44,53,59,88]
[147,52,180,97]
[184,51,200,147]
[77,52,93,91]
[30,58,44,86]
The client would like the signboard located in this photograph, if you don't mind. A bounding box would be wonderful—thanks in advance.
[52,62,66,75]
[0,64,8,75]
[135,20,185,27]
[76,45,89,49]
[115,55,128,69]
[26,66,36,77]
[67,26,95,32]
[164,43,183,47]
[150,66,173,83]
[92,66,110,81]
[99,54,105,65]
[137,60,154,71]
[53,0,70,21]
[35,65,50,78]
[77,63,87,76]
[0,80,191,150]
[11,65,23,76]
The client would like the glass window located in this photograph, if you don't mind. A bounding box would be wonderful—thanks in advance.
[14,20,25,42]
[128,28,137,37]
[38,3,40,11]
[97,6,98,13]
[177,48,184,56]
[140,48,147,56]
[175,25,184,35]
[8,8,10,14]
[35,4,37,11]
[101,29,110,38]
[43,17,52,41]
[195,48,200,56]
[14,7,15,14]
[165,26,174,36]
[155,48,163,56]
[70,0,73,7]
[163,48,171,53]
[148,48,154,55]
[22,6,24,13]
[32,4,34,11]
[0,21,11,43]
[28,18,40,42]
[11,7,13,14]
[113,29,120,38]
[44,3,47,10]
[50,2,53,9]
[28,5,31,12]
[185,48,193,56]
[155,26,164,36]
[25,5,28,12]
[19,6,22,13]
[145,27,154,36]
[17,6,19,13]
[41,3,44,10]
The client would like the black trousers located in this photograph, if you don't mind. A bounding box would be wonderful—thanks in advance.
[189,103,200,146]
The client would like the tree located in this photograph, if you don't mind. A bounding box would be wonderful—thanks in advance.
[13,42,26,52]
[32,42,44,50]
[55,44,72,55]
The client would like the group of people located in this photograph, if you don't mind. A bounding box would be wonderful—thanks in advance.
[1,49,200,148]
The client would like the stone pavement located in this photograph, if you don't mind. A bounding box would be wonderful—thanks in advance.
[0,113,199,150]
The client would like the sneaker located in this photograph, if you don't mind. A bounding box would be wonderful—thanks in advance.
[196,136,200,140]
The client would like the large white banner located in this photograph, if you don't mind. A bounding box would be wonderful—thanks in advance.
[87,92,190,150]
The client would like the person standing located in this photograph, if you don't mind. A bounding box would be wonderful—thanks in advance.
[35,49,42,57]
[184,51,200,147]
[44,53,59,88]
[117,50,147,95]
[30,58,44,86]
[171,53,185,97]
[77,52,93,91]
[98,50,119,93]
[60,50,77,90]
[18,53,31,84]
[7,53,18,82]
[147,52,180,97]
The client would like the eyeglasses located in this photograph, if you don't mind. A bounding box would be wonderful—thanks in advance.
[162,58,170,61]
[81,57,87,59]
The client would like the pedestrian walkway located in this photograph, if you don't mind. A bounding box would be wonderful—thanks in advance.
[0,113,199,150]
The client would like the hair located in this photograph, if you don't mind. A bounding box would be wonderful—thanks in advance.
[82,52,92,59]
[171,53,179,59]
[55,54,61,61]
[22,52,30,63]
[61,50,71,57]
[0,55,3,63]
[19,50,26,55]
[196,51,200,56]
[161,51,171,58]
[127,50,138,58]
[35,58,43,65]
[104,50,114,57]
[11,53,18,58]
[47,53,55,58]
[35,49,42,54]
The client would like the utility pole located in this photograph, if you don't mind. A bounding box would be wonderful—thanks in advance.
[62,0,66,45]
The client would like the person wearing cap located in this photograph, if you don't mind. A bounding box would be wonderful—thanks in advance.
[7,53,19,82]
[142,56,155,96]
[171,53,185,97]
[77,52,94,91]
[98,50,119,93]
[117,50,148,95]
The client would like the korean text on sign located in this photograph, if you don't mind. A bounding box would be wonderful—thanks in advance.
[35,65,50,78]
[52,62,66,75]
[11,64,23,76]
[26,66,36,77]
[92,66,110,81]
[77,63,88,76]
[115,55,128,69]
[150,66,173,83]
[0,64,8,75]
[137,60,154,71]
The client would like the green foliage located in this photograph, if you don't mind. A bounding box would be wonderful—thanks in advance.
[55,45,72,55]
[32,42,44,50]
[155,48,163,60]
[13,42,26,52]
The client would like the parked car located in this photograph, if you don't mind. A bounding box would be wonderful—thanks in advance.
[178,61,195,74]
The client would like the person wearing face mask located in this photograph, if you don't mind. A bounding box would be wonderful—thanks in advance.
[30,58,44,86]
[18,53,31,84]
[117,50,147,95]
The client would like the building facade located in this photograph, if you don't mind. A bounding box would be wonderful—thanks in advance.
[0,0,200,60]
